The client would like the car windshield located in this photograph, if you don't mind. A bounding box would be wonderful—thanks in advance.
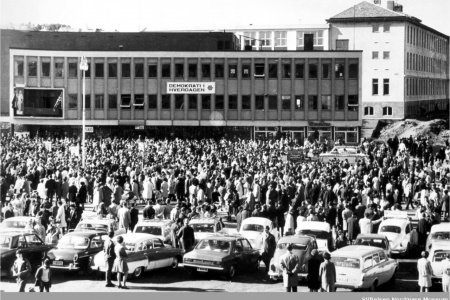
[433,250,450,262]
[431,232,450,241]
[196,239,230,253]
[298,230,329,240]
[0,220,27,228]
[191,224,214,233]
[0,236,13,248]
[278,243,307,251]
[380,226,401,234]
[134,226,162,236]
[58,236,90,249]
[331,257,361,269]
[355,238,387,249]
[76,223,108,232]
[242,224,264,232]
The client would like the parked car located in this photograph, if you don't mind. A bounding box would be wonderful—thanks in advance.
[0,232,54,278]
[429,241,450,284]
[189,217,224,244]
[295,221,332,253]
[331,245,397,291]
[46,231,108,272]
[377,211,416,257]
[91,233,184,279]
[73,216,126,236]
[239,217,279,253]
[183,233,260,280]
[354,234,391,257]
[268,235,318,281]
[319,146,368,164]
[133,219,174,245]
[0,216,35,233]
[426,223,449,251]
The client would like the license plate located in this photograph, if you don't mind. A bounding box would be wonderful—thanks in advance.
[337,276,347,282]
[53,261,63,266]
[197,268,208,272]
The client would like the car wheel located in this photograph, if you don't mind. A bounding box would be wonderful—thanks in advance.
[227,265,236,280]
[133,267,144,279]
[171,257,179,269]
[369,281,377,292]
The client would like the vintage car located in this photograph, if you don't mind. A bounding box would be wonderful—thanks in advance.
[295,221,332,253]
[73,214,126,236]
[354,234,391,257]
[0,232,54,278]
[239,217,279,253]
[133,219,174,245]
[429,241,450,284]
[319,146,369,164]
[91,233,184,279]
[0,216,35,233]
[331,245,397,291]
[183,233,260,280]
[426,223,449,251]
[268,235,318,281]
[189,217,224,244]
[377,211,416,257]
[46,231,108,272]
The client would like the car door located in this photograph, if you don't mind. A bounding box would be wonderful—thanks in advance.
[241,238,257,268]
[144,240,157,270]
[371,252,385,284]
[377,250,393,284]
[362,255,375,287]
[24,233,48,266]
[152,238,170,268]
[233,240,245,269]
[17,235,35,265]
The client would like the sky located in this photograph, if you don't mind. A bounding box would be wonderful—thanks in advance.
[1,0,449,35]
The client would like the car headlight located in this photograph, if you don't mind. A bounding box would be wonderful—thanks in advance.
[212,261,221,265]
[184,258,193,263]
[73,254,78,262]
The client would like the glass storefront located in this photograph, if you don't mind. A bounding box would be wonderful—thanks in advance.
[307,126,332,143]
[334,127,358,144]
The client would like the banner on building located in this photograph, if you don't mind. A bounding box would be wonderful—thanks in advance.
[287,150,303,163]
[167,82,215,94]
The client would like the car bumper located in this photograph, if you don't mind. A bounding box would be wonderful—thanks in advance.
[50,263,80,270]
[335,283,364,290]
[183,263,225,272]
[391,247,407,253]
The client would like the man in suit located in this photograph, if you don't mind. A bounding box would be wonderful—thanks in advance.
[279,243,299,292]
[177,218,195,252]
[11,249,32,292]
[103,231,116,287]
[117,200,131,232]
[45,175,56,202]
[129,202,139,231]
[319,252,336,292]
[77,181,87,210]
[261,225,277,273]
[142,200,155,219]
[66,204,79,230]
[68,182,77,204]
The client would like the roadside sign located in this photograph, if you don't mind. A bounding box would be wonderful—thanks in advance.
[135,125,145,130]
[287,150,303,163]
[85,127,94,133]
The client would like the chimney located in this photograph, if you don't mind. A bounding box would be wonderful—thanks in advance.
[387,0,394,10]
[373,0,381,5]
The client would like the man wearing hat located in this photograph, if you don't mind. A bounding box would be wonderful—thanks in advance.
[279,243,299,292]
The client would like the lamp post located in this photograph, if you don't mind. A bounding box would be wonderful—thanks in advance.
[79,56,88,168]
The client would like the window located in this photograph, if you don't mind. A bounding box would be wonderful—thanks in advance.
[241,239,252,251]
[202,95,211,110]
[95,63,104,78]
[321,95,331,110]
[379,251,386,261]
[84,95,91,109]
[282,64,291,78]
[108,63,117,78]
[383,79,390,95]
[54,62,64,77]
[41,62,50,77]
[349,63,358,79]
[109,94,117,109]
[134,94,145,109]
[68,94,78,110]
[84,63,91,77]
[175,64,184,78]
[363,256,373,270]
[373,24,379,33]
[243,32,256,46]
[383,51,390,59]
[174,95,184,109]
[322,63,330,79]
[122,63,130,77]
[121,94,131,108]
[229,65,237,78]
[255,95,264,110]
[348,95,358,112]
[162,64,171,77]
[95,95,104,109]
[297,31,324,46]
[382,106,393,116]
[275,31,287,46]
[308,95,318,110]
[148,64,157,78]
[282,96,291,110]
[241,95,251,109]
[254,64,264,77]
[295,95,304,109]
[201,64,210,78]
[188,95,197,109]
[15,60,24,76]
[383,24,390,32]
[135,63,144,78]
[335,95,345,110]
[364,106,374,116]
[309,63,317,79]
[269,64,277,78]
[372,79,379,95]
[215,64,224,78]
[295,64,305,79]
[148,95,157,109]
[228,95,238,109]
[335,63,344,79]
[372,253,381,265]
[161,95,170,109]
[69,63,77,77]
[188,64,197,78]
[259,31,272,46]
[372,51,379,59]
[215,95,224,110]
[336,39,349,51]
[268,96,277,110]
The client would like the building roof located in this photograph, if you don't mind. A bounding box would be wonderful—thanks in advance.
[330,1,406,19]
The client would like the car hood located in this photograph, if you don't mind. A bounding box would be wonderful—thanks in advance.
[194,232,210,240]
[184,250,229,261]
[0,247,15,258]
[47,248,88,260]
[383,233,402,248]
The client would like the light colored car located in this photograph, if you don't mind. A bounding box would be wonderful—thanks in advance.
[133,219,174,245]
[189,217,224,244]
[295,221,332,253]
[268,235,318,281]
[239,217,279,253]
[91,233,184,279]
[319,146,368,164]
[331,245,397,291]
[377,211,416,257]
[429,241,450,283]
[0,216,34,233]
[354,234,391,258]
[73,216,126,237]
[426,223,449,251]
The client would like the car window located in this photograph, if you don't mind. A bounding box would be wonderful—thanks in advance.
[191,224,215,233]
[405,224,411,234]
[379,251,386,261]
[241,239,252,250]
[90,236,104,249]
[135,226,162,236]
[242,224,264,232]
[380,226,401,234]
[18,235,27,248]
[235,240,243,252]
[0,236,13,248]
[331,257,360,269]
[278,243,307,251]
[196,239,230,252]
[363,256,373,270]
[431,232,450,241]
[153,239,164,248]
[25,234,43,246]
[372,253,380,265]
[59,236,89,249]
[146,240,153,250]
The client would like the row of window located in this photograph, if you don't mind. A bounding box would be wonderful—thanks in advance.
[363,106,393,116]
[372,79,390,95]
[406,52,447,74]
[372,51,390,60]
[406,78,449,96]
[406,24,448,54]
[68,93,358,112]
[15,59,359,80]
[243,30,324,47]
[372,23,391,33]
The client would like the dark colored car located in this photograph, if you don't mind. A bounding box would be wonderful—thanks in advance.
[0,232,54,278]
[183,233,260,280]
[46,231,107,272]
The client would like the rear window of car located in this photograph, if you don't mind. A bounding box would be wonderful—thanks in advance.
[135,226,162,236]
[331,257,360,269]
[298,229,329,240]
[77,223,108,232]
[355,238,388,249]
[433,250,450,262]
[278,243,307,251]
[431,232,450,241]
[196,239,230,253]
[242,224,264,232]
[379,225,401,234]
[191,224,215,233]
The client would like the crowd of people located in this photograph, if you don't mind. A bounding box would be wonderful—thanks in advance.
[1,132,450,292]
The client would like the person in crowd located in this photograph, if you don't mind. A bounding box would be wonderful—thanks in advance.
[307,249,322,292]
[319,252,336,292]
[171,218,182,248]
[117,200,131,232]
[177,218,195,252]
[417,251,433,292]
[35,259,52,292]
[103,231,116,288]
[441,253,450,293]
[129,202,139,231]
[112,236,129,289]
[260,225,277,274]
[279,243,299,292]
[11,249,31,292]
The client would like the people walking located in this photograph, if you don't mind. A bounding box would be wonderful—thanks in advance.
[260,225,277,273]
[417,251,433,292]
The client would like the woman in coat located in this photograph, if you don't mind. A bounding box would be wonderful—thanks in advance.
[441,253,450,292]
[112,236,129,289]
[170,218,182,248]
[319,252,336,292]
[307,249,322,292]
[55,201,67,234]
[417,251,433,292]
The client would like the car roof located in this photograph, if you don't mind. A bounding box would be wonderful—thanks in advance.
[202,233,243,241]
[136,219,173,225]
[297,221,330,231]
[430,223,449,233]
[332,245,385,258]
[0,231,35,237]
[241,217,272,226]
[120,233,160,244]
[64,231,106,238]
[79,218,112,225]
[278,235,314,244]
[356,234,387,239]
[190,218,218,224]
[380,218,408,226]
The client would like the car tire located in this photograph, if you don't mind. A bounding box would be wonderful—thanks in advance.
[227,265,236,280]
[171,257,179,269]
[369,281,377,292]
[133,267,144,279]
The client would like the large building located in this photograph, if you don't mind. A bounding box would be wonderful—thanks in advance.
[0,29,362,143]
